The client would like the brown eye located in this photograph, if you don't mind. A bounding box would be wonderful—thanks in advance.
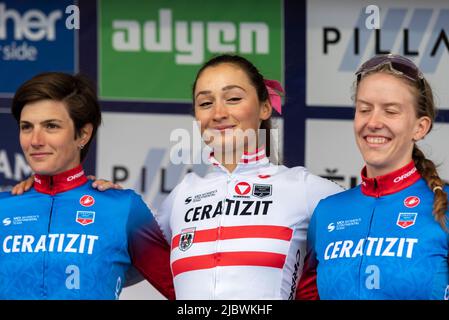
[20,124,31,131]
[46,123,59,129]
[199,101,212,108]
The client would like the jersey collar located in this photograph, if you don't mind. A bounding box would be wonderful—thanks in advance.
[208,146,270,174]
[360,160,421,197]
[34,165,88,195]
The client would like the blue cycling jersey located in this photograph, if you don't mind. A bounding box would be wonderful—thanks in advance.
[0,165,156,300]
[298,161,449,300]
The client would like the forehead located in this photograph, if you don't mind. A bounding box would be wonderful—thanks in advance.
[357,72,417,102]
[196,63,252,89]
[21,99,71,121]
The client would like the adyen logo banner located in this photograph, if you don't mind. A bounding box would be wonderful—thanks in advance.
[0,0,77,96]
[99,0,283,102]
[307,0,449,108]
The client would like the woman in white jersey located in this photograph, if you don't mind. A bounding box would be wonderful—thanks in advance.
[153,54,342,299]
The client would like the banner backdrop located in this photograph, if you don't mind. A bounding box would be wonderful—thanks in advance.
[307,0,449,108]
[0,0,77,97]
[0,111,31,191]
[99,0,283,102]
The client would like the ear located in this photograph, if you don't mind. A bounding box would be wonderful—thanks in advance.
[77,123,94,146]
[259,99,272,121]
[413,116,432,141]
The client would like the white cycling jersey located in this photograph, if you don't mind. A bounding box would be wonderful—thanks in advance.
[155,148,343,299]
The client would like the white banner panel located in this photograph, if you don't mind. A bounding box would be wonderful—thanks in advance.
[306,119,449,190]
[97,112,283,299]
[307,0,449,108]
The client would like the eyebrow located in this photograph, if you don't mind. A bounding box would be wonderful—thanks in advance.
[195,85,246,99]
[20,119,64,124]
[356,99,402,108]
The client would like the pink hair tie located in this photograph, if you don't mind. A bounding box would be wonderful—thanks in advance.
[264,79,284,114]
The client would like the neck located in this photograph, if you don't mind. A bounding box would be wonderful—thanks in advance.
[212,143,262,173]
[213,149,244,173]
[361,160,420,197]
[34,164,87,195]
[366,158,414,178]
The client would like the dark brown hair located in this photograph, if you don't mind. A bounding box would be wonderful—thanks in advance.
[11,72,101,162]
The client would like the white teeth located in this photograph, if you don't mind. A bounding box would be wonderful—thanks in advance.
[366,136,388,144]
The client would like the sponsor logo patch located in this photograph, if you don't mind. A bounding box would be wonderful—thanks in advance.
[252,184,272,198]
[396,212,417,229]
[327,218,362,231]
[80,195,95,207]
[235,182,251,196]
[404,196,420,208]
[76,211,95,226]
[185,190,218,205]
[2,215,39,226]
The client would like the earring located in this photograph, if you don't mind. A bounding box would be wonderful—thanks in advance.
[79,145,84,150]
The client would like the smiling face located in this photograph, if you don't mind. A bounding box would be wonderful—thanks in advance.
[19,99,92,176]
[193,63,271,157]
[354,72,431,178]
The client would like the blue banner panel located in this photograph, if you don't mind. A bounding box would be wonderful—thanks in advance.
[0,112,31,191]
[0,0,77,96]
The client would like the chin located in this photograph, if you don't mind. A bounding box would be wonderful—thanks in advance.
[29,164,56,176]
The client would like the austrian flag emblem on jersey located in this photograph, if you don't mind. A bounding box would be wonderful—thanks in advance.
[396,212,417,229]
[76,211,95,226]
[179,227,195,251]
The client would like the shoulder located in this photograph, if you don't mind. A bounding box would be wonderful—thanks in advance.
[88,185,136,198]
[83,184,145,207]
[266,165,307,182]
[0,188,38,201]
[286,165,344,192]
[0,191,10,199]
[444,183,449,192]
[166,171,209,199]
[316,186,361,208]
[180,171,203,184]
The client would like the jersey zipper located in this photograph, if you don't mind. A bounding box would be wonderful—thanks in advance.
[357,198,376,298]
[42,177,55,299]
[213,174,231,299]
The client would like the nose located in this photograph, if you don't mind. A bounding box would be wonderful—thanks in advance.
[30,128,44,148]
[212,101,229,121]
[366,109,384,130]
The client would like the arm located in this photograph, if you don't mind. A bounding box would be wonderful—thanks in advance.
[296,207,319,300]
[295,171,343,300]
[127,193,175,300]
